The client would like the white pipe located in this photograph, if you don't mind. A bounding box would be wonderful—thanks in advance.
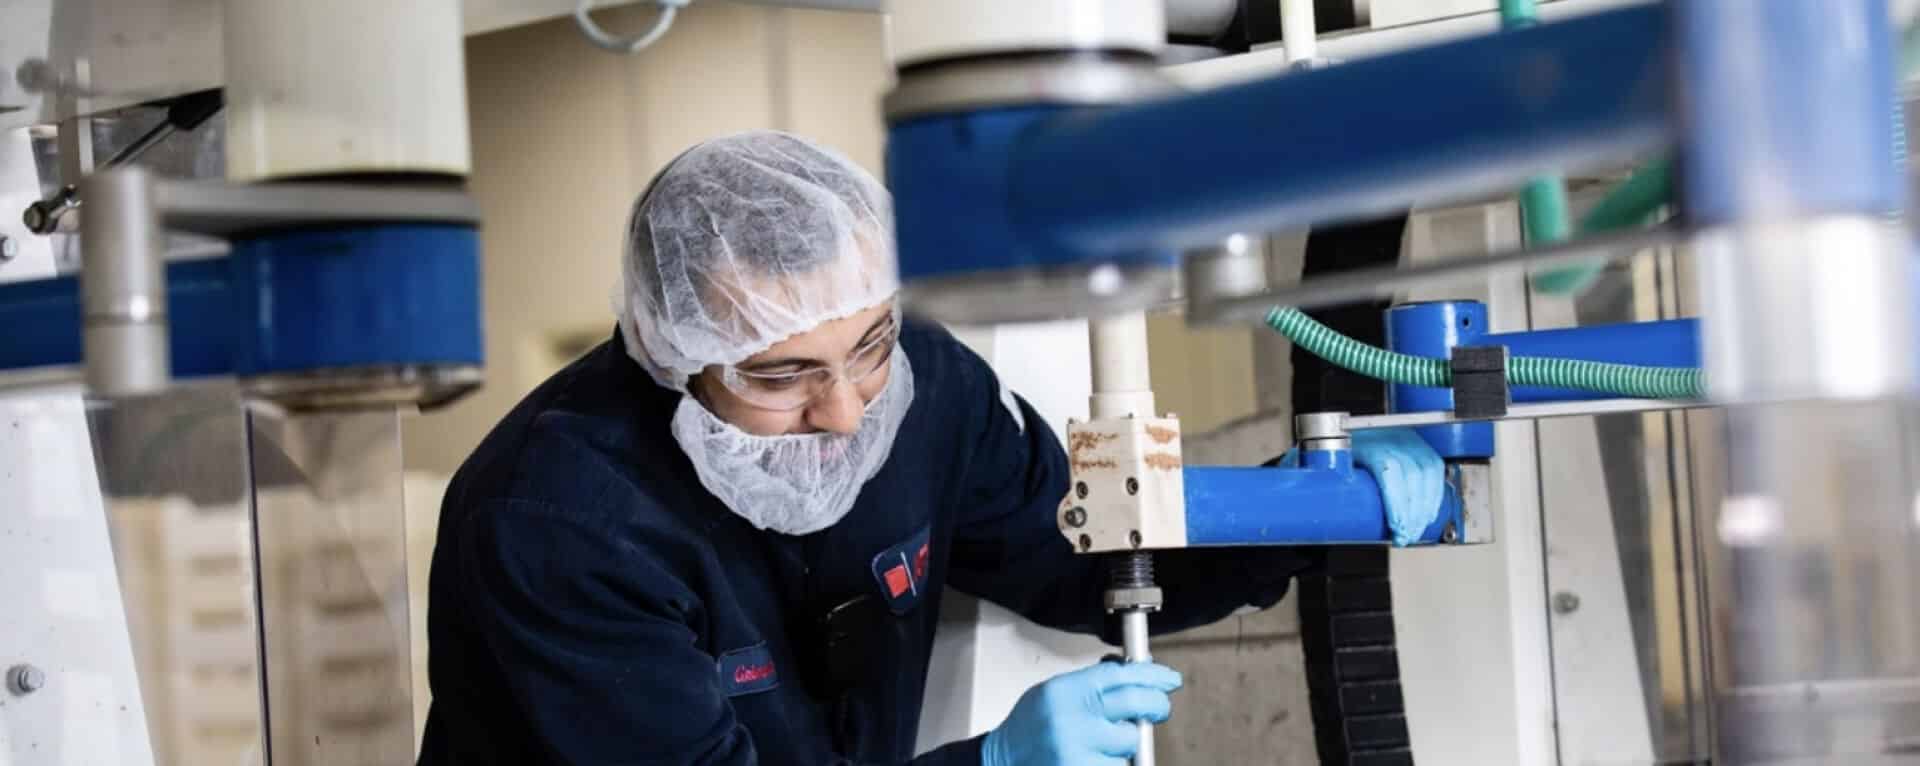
[1088,313,1156,418]
[1282,0,1317,63]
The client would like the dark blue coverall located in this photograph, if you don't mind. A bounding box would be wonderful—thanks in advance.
[417,320,1305,765]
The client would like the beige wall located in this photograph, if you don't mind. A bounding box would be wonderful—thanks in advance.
[405,4,890,475]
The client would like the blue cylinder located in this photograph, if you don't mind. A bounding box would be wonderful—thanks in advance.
[1384,301,1494,458]
[228,225,483,375]
[1675,0,1903,222]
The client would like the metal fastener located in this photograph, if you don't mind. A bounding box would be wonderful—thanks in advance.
[1063,507,1088,528]
[1104,586,1165,613]
[7,664,45,695]
[1128,530,1143,548]
[1075,482,1089,499]
[1553,592,1581,615]
[1125,477,1139,496]
[1441,522,1458,544]
[1078,534,1093,552]
[0,235,16,261]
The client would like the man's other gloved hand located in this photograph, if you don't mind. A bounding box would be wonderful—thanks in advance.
[1350,427,1445,546]
[1273,427,1446,547]
[980,661,1182,766]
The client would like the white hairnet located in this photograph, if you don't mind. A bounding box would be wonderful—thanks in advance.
[618,130,898,390]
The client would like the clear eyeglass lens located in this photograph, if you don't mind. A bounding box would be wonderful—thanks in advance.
[726,328,899,411]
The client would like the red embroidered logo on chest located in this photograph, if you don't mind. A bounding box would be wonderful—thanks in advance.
[870,526,934,615]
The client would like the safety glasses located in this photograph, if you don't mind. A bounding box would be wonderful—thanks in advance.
[718,314,898,412]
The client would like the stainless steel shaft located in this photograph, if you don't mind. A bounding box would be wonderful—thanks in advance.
[1121,608,1154,766]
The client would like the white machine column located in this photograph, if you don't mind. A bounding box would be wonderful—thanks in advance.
[1088,312,1162,766]
[222,0,471,181]
[1089,314,1157,419]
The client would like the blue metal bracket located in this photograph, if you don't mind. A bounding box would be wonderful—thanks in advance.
[1386,299,1701,458]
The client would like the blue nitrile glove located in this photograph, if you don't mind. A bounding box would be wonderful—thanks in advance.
[1351,427,1446,547]
[981,661,1183,766]
[1275,428,1446,547]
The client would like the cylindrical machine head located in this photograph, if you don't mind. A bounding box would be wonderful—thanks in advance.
[886,0,1166,70]
[223,0,471,181]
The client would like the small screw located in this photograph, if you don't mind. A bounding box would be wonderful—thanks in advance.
[1078,534,1093,552]
[1125,477,1139,496]
[16,59,55,93]
[1441,523,1458,544]
[7,664,45,695]
[1553,592,1581,615]
[1075,482,1089,499]
[1128,530,1143,548]
[0,235,15,261]
[1063,507,1088,528]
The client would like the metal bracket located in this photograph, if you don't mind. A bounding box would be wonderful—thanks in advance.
[1449,344,1509,419]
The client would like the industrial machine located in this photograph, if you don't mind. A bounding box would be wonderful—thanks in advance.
[1,0,1916,764]
[878,0,1919,764]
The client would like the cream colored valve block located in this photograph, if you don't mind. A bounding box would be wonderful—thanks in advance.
[1058,415,1189,554]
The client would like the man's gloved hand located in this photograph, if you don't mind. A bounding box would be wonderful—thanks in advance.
[1274,427,1446,547]
[1351,427,1446,547]
[981,661,1182,766]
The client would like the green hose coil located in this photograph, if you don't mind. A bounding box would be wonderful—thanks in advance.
[1266,307,1704,400]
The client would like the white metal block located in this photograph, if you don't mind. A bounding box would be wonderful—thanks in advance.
[1059,416,1188,553]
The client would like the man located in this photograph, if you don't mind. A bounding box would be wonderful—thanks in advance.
[417,131,1442,765]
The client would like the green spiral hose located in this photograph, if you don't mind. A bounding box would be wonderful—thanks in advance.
[1266,307,1704,400]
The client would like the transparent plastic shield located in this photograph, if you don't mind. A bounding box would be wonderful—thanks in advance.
[247,407,415,766]
[0,384,414,765]
[1688,401,1920,763]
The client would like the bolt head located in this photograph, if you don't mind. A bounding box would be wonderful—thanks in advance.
[1063,507,1088,528]
[1078,534,1093,552]
[22,205,45,232]
[1441,523,1458,544]
[1553,592,1581,615]
[1125,477,1139,496]
[1128,530,1143,548]
[8,664,45,695]
[1075,482,1089,499]
[0,236,15,260]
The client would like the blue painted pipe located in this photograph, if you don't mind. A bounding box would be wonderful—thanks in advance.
[1676,0,1903,222]
[1005,4,1669,257]
[1183,454,1461,546]
[888,4,1671,286]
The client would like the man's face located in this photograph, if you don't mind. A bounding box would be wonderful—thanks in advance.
[692,302,896,437]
